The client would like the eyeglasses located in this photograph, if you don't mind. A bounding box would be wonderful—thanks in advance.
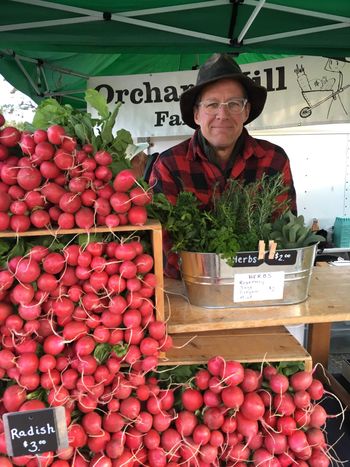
[197,98,248,115]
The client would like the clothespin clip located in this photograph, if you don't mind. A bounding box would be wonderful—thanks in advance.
[258,240,265,260]
[268,240,277,259]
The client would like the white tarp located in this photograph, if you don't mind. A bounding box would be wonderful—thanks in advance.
[88,56,350,138]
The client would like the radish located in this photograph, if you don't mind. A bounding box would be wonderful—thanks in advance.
[0,126,21,147]
[0,191,11,211]
[10,214,30,232]
[113,169,136,192]
[94,149,112,166]
[17,167,42,190]
[3,384,27,411]
[19,134,35,156]
[290,370,313,391]
[40,160,61,178]
[41,182,66,204]
[59,192,82,213]
[75,207,94,229]
[182,388,203,412]
[47,124,65,145]
[130,186,152,206]
[15,257,40,283]
[110,192,131,213]
[128,205,147,225]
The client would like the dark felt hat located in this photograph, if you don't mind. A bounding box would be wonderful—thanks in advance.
[180,53,267,129]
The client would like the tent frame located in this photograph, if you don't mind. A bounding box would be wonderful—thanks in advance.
[2,0,350,103]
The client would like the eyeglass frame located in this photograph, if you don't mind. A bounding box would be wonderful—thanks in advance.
[196,97,249,115]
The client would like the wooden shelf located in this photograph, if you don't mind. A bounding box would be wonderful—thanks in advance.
[159,327,312,371]
[0,219,162,237]
[164,266,350,334]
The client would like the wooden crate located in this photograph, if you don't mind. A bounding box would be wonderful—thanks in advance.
[0,219,164,321]
[160,326,313,372]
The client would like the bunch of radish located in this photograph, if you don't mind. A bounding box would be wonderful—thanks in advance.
[0,116,152,232]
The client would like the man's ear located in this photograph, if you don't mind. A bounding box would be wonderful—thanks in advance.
[243,102,251,124]
[194,107,200,126]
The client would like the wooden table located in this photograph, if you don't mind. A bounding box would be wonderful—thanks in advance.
[164,265,350,368]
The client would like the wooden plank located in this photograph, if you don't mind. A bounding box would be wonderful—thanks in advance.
[160,330,312,371]
[0,219,162,238]
[164,266,350,333]
[307,323,331,367]
[151,227,164,322]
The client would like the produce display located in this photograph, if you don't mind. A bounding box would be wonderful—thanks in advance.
[0,93,151,232]
[0,107,342,467]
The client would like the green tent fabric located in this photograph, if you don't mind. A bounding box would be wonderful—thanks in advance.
[1,0,349,106]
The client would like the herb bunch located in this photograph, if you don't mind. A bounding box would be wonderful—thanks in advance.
[150,174,293,266]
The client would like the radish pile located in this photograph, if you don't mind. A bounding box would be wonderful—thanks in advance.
[0,117,151,232]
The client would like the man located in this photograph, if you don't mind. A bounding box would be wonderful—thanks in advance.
[149,53,297,276]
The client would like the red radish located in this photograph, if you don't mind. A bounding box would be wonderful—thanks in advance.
[113,169,136,192]
[17,167,42,190]
[15,258,40,283]
[10,200,27,215]
[110,192,131,213]
[42,252,65,274]
[0,191,11,211]
[31,209,50,228]
[182,388,203,412]
[41,182,66,203]
[221,386,244,409]
[3,384,27,411]
[40,160,61,179]
[19,134,35,156]
[25,191,45,209]
[175,411,198,436]
[0,211,9,229]
[10,214,30,232]
[269,373,289,393]
[0,270,14,290]
[75,207,94,229]
[94,150,112,165]
[128,205,147,225]
[0,114,5,126]
[47,124,65,145]
[308,379,325,400]
[59,192,82,213]
[309,404,327,428]
[54,148,74,170]
[1,164,19,185]
[8,184,25,199]
[0,144,8,160]
[130,186,152,206]
[290,370,313,391]
[35,141,55,160]
[0,126,21,147]
[61,136,77,152]
[220,360,244,386]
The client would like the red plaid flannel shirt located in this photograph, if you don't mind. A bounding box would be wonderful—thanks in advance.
[149,128,297,277]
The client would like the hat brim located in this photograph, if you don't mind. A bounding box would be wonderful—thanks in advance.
[180,73,267,129]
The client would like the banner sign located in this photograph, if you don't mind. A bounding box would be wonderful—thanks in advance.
[88,56,350,138]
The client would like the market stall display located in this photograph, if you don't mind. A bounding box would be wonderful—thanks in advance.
[0,110,344,466]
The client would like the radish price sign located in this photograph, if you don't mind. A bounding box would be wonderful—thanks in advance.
[3,407,68,457]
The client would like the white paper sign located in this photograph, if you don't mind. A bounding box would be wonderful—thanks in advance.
[234,271,285,303]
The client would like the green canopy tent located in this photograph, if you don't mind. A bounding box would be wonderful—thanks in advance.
[1,0,350,107]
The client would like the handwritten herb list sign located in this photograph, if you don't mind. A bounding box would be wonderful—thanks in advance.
[3,407,68,457]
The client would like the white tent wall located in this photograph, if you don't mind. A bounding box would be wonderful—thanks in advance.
[143,123,350,236]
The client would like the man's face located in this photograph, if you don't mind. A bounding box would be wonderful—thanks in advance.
[194,79,251,152]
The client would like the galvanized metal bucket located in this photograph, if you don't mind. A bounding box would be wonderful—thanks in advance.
[179,244,318,308]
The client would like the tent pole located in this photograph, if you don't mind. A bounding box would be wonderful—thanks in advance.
[13,55,41,95]
[0,16,100,33]
[237,0,265,44]
[1,50,89,79]
[8,0,101,17]
[246,22,350,45]
[245,0,350,24]
[120,1,229,17]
